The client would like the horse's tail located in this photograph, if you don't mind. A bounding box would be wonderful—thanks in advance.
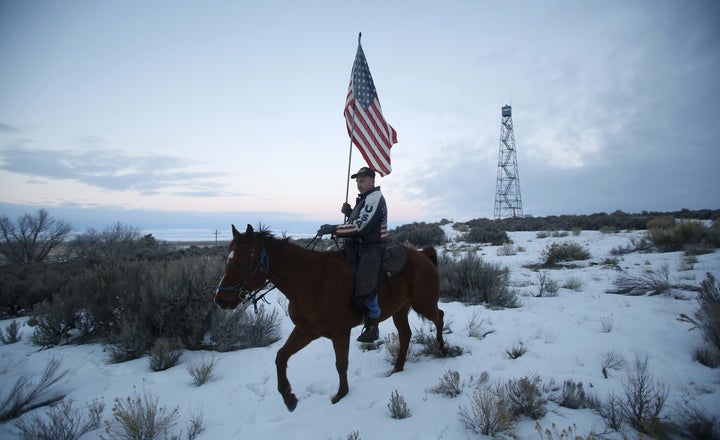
[421,245,438,267]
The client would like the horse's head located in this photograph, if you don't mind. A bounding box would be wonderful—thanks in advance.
[214,224,269,310]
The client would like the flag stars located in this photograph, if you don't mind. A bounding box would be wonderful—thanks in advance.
[352,48,377,109]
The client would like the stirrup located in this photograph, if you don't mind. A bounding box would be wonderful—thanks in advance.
[356,325,379,343]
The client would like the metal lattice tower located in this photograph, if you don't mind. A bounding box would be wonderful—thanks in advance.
[494,105,523,219]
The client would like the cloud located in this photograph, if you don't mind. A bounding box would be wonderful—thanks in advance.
[404,2,720,220]
[0,146,236,196]
[0,201,323,237]
[0,122,21,133]
[72,135,106,147]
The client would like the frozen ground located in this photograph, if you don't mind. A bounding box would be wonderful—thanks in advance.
[1,228,719,439]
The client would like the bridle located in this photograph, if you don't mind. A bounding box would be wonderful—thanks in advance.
[215,234,323,312]
[215,244,273,312]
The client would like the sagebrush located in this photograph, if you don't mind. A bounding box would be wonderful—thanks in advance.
[432,370,462,397]
[14,399,104,440]
[542,242,591,266]
[387,390,410,419]
[187,356,218,386]
[458,386,514,435]
[103,388,179,440]
[439,252,518,308]
[0,319,22,344]
[0,356,68,422]
[149,337,184,372]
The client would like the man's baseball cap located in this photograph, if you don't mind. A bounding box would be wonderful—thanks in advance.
[351,167,376,179]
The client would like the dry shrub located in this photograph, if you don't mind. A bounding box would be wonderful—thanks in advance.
[588,392,626,431]
[466,312,494,339]
[497,242,517,256]
[29,293,88,348]
[534,271,559,297]
[505,341,527,359]
[387,390,410,419]
[106,320,153,364]
[0,356,68,422]
[609,264,671,296]
[389,222,445,247]
[412,323,463,358]
[542,242,591,266]
[679,272,720,367]
[562,276,584,292]
[591,355,668,433]
[0,319,22,344]
[383,332,402,363]
[14,399,104,440]
[624,355,668,433]
[601,350,625,372]
[432,370,462,398]
[672,399,720,440]
[103,388,179,440]
[696,273,720,352]
[439,252,518,308]
[458,386,514,435]
[534,422,607,440]
[209,305,281,352]
[187,356,218,386]
[505,375,547,419]
[557,379,588,409]
[648,219,720,252]
[149,337,183,372]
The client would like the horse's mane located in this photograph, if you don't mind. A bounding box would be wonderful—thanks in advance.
[253,224,278,240]
[251,225,297,253]
[238,224,323,256]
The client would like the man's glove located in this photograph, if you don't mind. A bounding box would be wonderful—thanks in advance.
[317,224,337,236]
[341,202,352,216]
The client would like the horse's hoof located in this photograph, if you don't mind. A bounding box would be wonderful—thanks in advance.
[331,391,348,404]
[285,395,298,412]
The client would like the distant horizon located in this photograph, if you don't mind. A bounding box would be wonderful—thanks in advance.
[2,200,717,242]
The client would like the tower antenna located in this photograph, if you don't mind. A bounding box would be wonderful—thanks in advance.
[494,104,523,219]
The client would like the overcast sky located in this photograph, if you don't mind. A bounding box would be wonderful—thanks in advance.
[1,0,719,235]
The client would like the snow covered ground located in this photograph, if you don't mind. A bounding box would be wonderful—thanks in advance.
[1,228,719,439]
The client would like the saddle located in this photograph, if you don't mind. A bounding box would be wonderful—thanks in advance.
[382,244,408,279]
[341,243,408,280]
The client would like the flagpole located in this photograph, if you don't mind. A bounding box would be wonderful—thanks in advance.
[344,134,353,206]
[344,32,362,209]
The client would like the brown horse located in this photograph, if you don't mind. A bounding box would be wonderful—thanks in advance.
[213,224,444,411]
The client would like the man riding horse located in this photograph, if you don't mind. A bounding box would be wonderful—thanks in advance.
[317,166,386,343]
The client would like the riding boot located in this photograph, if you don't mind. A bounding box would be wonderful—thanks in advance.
[356,316,380,343]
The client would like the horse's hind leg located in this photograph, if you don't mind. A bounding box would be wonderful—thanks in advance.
[275,327,317,411]
[412,302,445,351]
[329,329,351,404]
[391,305,412,373]
[435,309,445,350]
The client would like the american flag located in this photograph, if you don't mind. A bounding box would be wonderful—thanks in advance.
[344,41,397,177]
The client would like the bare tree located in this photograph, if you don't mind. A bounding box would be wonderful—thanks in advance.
[0,209,72,264]
[70,222,161,261]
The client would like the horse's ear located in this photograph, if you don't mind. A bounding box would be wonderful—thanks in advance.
[245,224,254,241]
[232,224,241,239]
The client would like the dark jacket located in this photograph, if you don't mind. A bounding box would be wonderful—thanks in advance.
[336,186,387,245]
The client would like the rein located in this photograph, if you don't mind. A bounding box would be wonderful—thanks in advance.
[218,234,323,313]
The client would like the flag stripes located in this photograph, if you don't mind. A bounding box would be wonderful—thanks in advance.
[343,41,397,177]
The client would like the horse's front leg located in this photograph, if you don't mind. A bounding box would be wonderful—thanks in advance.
[329,328,351,404]
[275,327,317,411]
[391,305,412,373]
